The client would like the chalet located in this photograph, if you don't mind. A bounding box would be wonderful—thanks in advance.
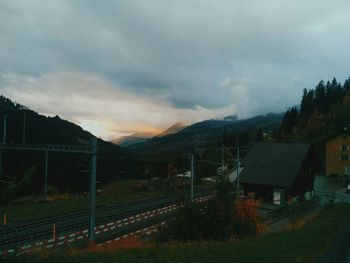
[137,154,180,178]
[239,143,318,204]
[325,129,350,177]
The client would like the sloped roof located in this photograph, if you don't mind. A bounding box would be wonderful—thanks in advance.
[240,143,311,188]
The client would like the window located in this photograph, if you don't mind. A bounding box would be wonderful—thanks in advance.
[345,166,350,175]
[341,145,349,152]
[340,153,349,161]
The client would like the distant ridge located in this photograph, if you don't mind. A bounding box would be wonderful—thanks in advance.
[0,95,135,192]
[127,113,283,155]
[114,122,187,147]
[156,122,187,137]
[113,132,157,147]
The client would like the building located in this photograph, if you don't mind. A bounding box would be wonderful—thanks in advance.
[239,143,318,203]
[137,154,181,178]
[325,129,350,177]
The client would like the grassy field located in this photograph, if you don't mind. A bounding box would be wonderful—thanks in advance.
[2,179,214,224]
[2,180,164,223]
[5,203,350,263]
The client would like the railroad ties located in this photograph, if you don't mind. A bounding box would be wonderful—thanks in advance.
[0,192,215,258]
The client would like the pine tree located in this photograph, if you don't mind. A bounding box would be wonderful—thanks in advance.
[255,128,263,142]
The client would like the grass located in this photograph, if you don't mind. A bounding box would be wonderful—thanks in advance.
[2,179,164,223]
[5,203,350,263]
[2,179,215,224]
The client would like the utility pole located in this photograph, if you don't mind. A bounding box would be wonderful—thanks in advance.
[22,111,26,144]
[191,149,194,201]
[221,144,225,176]
[44,151,48,200]
[236,137,240,198]
[1,114,8,175]
[3,114,8,144]
[19,106,29,144]
[88,137,97,246]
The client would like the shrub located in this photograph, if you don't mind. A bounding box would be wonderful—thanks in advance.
[0,167,37,206]
[234,199,265,238]
[158,178,237,242]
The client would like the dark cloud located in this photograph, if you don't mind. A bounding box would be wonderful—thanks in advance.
[1,0,350,119]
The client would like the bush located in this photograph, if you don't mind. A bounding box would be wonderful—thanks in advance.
[234,199,265,238]
[45,185,59,195]
[157,201,208,242]
[157,178,264,242]
[1,167,37,206]
[158,178,238,242]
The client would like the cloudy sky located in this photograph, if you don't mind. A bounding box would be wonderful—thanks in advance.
[1,1,350,140]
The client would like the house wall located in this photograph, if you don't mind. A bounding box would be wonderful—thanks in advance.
[326,133,350,177]
[242,149,316,202]
[291,160,315,198]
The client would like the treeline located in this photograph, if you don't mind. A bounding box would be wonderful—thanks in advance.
[280,77,350,138]
[0,96,136,199]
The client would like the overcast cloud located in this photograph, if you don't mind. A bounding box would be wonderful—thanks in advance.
[1,1,350,140]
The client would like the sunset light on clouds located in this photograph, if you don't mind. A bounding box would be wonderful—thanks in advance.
[1,0,350,140]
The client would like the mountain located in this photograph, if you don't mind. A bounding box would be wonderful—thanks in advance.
[114,132,157,147]
[0,96,135,194]
[156,122,187,137]
[127,113,283,155]
[114,122,187,147]
[222,115,238,122]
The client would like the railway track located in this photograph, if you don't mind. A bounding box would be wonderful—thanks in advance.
[0,189,214,249]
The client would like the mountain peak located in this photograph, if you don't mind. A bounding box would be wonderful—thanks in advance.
[156,122,187,137]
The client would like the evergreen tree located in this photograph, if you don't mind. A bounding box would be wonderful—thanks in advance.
[280,107,299,135]
[344,77,350,93]
[255,128,263,142]
[314,80,326,113]
[300,89,314,120]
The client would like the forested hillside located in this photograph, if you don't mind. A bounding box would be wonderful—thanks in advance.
[128,113,283,155]
[278,77,350,168]
[279,77,350,139]
[0,96,135,197]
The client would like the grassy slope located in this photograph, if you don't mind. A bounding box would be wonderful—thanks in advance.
[4,180,164,223]
[4,180,214,223]
[7,203,350,263]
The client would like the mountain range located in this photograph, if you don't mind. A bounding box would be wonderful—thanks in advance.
[114,122,187,147]
[126,113,283,155]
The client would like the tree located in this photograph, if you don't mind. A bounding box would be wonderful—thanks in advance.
[314,80,326,113]
[255,128,264,142]
[234,198,265,238]
[300,89,314,120]
[157,178,237,242]
[280,107,299,136]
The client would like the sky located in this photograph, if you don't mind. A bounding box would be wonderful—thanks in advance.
[1,1,350,140]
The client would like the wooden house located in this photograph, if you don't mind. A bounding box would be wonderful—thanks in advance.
[239,143,318,203]
[325,129,350,177]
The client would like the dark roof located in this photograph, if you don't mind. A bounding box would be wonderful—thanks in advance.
[240,143,311,188]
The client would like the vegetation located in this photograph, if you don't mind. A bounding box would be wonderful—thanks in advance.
[157,179,262,242]
[0,96,136,202]
[2,178,214,223]
[2,179,165,223]
[6,203,350,263]
[1,167,38,206]
[279,77,350,140]
[234,198,265,238]
[128,114,283,155]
